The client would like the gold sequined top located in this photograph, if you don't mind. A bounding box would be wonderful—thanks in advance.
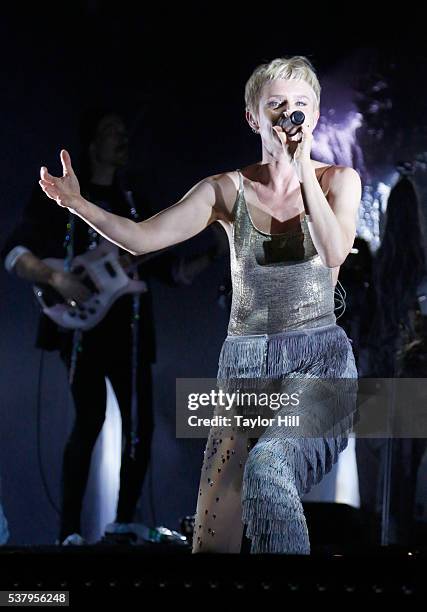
[227,169,336,336]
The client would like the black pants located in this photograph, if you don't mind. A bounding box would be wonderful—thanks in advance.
[58,327,154,541]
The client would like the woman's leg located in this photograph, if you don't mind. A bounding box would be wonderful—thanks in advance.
[192,425,250,553]
[242,437,311,554]
[241,325,358,554]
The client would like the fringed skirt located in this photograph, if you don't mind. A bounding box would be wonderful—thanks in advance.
[193,323,358,555]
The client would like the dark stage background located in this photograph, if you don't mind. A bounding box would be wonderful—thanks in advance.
[1,6,426,545]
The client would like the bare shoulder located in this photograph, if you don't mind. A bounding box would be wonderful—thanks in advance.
[317,165,362,220]
[203,170,241,224]
[320,165,361,193]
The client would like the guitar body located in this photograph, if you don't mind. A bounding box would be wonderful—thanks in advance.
[33,240,148,331]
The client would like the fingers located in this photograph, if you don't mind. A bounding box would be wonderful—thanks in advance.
[40,150,74,182]
[60,149,74,176]
[63,284,92,307]
[39,177,57,192]
[39,178,59,199]
[272,125,287,145]
[300,122,313,137]
[273,124,304,143]
[74,291,91,304]
[39,179,67,208]
[291,123,312,144]
[70,287,92,304]
[40,166,57,184]
[284,130,302,143]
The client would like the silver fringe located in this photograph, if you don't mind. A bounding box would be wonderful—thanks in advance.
[216,324,358,554]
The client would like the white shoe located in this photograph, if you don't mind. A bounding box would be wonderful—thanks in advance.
[104,522,133,535]
[59,533,87,546]
[105,522,160,542]
[104,522,187,545]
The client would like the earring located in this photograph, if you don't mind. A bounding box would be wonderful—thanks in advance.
[251,127,258,134]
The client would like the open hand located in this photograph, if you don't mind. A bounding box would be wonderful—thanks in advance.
[39,150,82,212]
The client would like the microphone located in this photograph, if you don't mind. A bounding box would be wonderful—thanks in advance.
[277,110,305,135]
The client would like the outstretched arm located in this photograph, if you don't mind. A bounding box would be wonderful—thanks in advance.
[40,150,219,256]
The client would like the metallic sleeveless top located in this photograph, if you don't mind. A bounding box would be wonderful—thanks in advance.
[227,169,336,336]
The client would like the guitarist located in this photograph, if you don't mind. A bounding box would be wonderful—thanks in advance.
[1,109,177,545]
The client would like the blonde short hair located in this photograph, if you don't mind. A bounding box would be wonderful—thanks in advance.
[245,56,321,117]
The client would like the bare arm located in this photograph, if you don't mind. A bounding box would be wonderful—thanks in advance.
[300,165,361,268]
[12,251,91,304]
[273,120,361,269]
[40,150,219,256]
[13,251,56,285]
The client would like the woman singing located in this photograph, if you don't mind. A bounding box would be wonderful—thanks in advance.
[39,56,361,554]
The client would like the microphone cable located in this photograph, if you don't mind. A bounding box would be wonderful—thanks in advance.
[334,279,347,320]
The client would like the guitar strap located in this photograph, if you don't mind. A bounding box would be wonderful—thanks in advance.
[124,190,142,460]
[63,213,82,386]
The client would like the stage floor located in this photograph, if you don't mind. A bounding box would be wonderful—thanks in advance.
[0,545,426,600]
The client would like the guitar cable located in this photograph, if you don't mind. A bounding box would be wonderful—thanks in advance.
[36,346,159,530]
[36,348,61,516]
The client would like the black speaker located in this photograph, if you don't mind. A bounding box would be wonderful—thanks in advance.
[303,502,369,552]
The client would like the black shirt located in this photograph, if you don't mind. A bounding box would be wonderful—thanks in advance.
[1,179,174,363]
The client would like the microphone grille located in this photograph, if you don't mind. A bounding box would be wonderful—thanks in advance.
[291,111,305,125]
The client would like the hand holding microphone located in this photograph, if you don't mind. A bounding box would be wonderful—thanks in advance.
[277,110,305,135]
[273,110,313,168]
